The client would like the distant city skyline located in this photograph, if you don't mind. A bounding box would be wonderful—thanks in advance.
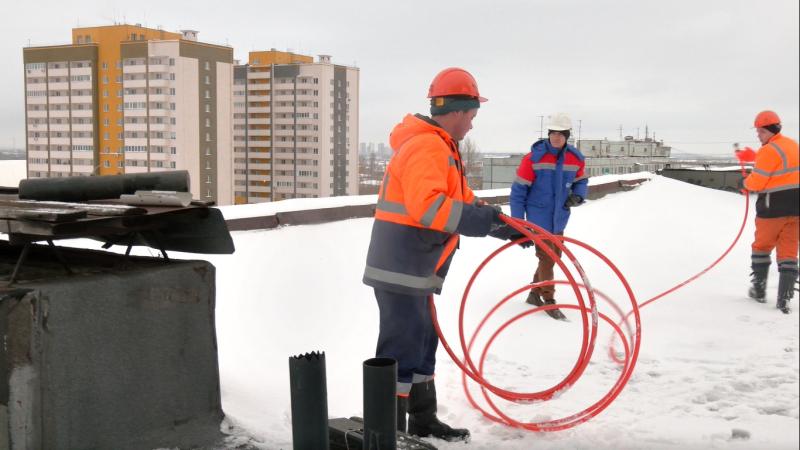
[1,0,798,156]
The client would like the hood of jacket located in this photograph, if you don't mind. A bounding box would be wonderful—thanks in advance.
[531,138,584,161]
[389,114,454,152]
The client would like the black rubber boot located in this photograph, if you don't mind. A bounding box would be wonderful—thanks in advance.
[776,270,798,314]
[543,299,567,320]
[397,395,408,433]
[748,268,768,303]
[525,290,542,306]
[526,291,567,320]
[407,380,470,442]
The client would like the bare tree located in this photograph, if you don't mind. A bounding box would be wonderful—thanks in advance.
[460,138,483,190]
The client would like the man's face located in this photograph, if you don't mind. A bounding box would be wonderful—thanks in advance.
[452,109,478,141]
[756,127,774,145]
[549,131,567,149]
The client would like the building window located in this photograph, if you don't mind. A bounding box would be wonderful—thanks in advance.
[204,75,210,85]
[205,118,211,127]
[204,61,210,70]
[205,133,211,142]
[205,90,210,99]
[205,104,211,113]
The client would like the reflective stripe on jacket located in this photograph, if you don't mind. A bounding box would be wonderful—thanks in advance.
[509,139,588,233]
[744,133,800,218]
[363,114,479,295]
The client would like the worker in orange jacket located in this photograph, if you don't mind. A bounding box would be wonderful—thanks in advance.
[743,110,799,313]
[362,68,522,441]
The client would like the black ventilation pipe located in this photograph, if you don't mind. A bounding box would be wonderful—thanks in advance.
[289,351,330,450]
[363,357,397,450]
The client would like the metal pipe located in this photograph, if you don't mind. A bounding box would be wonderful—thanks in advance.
[18,170,190,202]
[362,357,397,450]
[289,352,330,450]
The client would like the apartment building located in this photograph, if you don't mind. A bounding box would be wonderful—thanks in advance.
[233,50,359,203]
[23,24,235,205]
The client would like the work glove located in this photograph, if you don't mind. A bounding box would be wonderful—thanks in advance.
[564,194,584,208]
[489,224,533,248]
[734,147,756,163]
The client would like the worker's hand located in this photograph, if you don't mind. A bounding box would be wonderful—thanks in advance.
[512,231,534,248]
[735,147,756,163]
[564,194,584,208]
[489,224,533,248]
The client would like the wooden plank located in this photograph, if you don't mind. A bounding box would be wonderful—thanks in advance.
[0,199,145,217]
[0,206,87,223]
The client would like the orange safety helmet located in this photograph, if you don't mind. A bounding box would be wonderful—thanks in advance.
[428,67,488,102]
[754,110,781,128]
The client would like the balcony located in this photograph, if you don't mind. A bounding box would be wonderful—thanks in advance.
[245,162,269,170]
[248,129,270,137]
[148,64,170,74]
[148,78,172,88]
[248,72,270,80]
[124,79,147,88]
[124,65,147,74]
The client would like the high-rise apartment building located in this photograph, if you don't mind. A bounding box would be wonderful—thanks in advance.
[233,50,359,203]
[23,25,235,204]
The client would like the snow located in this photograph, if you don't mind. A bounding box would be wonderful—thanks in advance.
[218,172,654,221]
[0,159,25,187]
[680,166,750,172]
[0,161,797,449]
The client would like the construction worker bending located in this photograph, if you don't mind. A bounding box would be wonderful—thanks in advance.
[362,67,522,442]
[742,110,799,313]
[510,113,588,320]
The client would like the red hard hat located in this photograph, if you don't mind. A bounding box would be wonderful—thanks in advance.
[427,67,487,102]
[754,110,781,128]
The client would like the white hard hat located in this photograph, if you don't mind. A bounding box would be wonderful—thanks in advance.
[546,112,572,131]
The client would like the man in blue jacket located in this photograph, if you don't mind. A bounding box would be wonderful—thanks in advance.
[510,113,589,320]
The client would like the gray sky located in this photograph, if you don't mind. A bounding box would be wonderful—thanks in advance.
[2,0,798,155]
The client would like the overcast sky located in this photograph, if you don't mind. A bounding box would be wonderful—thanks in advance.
[2,0,797,155]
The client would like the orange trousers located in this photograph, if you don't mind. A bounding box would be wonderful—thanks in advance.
[752,216,800,268]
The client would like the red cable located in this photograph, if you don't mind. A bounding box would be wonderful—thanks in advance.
[609,165,751,362]
[430,167,749,431]
[430,215,641,431]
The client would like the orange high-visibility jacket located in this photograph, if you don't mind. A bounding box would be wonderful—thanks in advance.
[744,133,800,218]
[362,114,493,295]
